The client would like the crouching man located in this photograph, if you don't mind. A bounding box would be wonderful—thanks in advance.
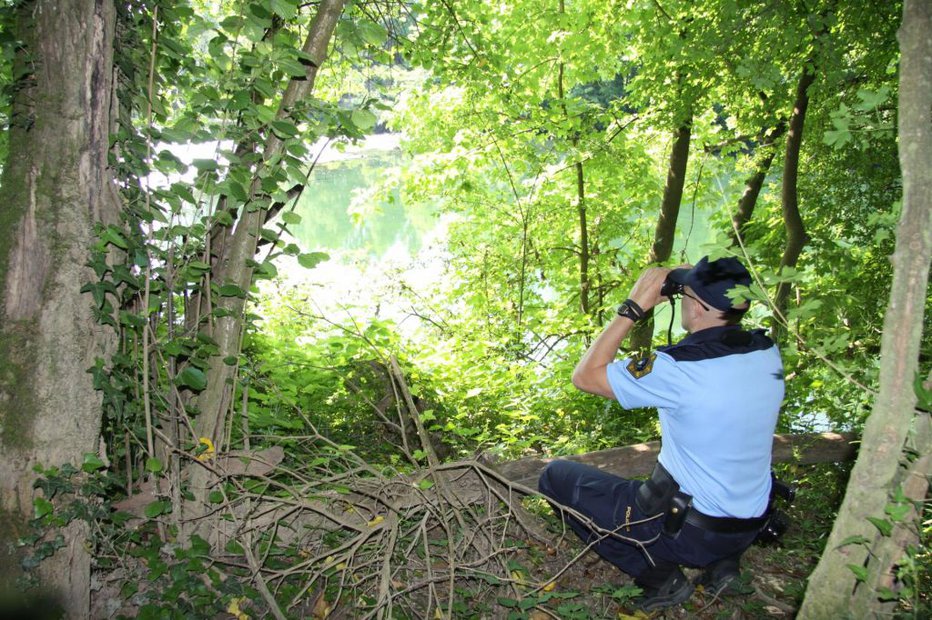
[539,256,785,611]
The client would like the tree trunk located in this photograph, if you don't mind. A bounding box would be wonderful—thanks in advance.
[771,69,814,341]
[798,0,932,614]
[630,121,691,351]
[184,0,347,538]
[730,122,787,245]
[576,160,590,315]
[0,0,119,615]
[556,0,591,317]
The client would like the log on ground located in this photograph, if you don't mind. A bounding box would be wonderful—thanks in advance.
[494,432,858,488]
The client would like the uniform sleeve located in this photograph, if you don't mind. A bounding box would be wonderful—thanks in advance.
[606,351,684,410]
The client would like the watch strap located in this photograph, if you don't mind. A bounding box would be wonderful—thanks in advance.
[617,298,646,322]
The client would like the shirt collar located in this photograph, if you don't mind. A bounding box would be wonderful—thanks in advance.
[677,325,742,347]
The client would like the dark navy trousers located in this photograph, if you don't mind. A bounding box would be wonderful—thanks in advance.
[538,461,758,586]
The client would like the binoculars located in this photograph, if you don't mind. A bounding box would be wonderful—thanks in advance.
[660,274,684,299]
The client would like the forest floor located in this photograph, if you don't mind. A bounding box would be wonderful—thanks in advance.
[503,463,850,619]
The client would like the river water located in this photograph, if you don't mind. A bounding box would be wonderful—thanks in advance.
[267,134,446,331]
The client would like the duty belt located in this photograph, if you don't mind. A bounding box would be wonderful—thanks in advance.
[636,462,768,537]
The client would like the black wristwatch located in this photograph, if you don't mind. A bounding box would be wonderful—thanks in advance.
[616,298,646,322]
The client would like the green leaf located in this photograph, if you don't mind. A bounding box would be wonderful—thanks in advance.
[177,367,208,391]
[254,260,278,279]
[277,57,307,77]
[191,159,219,171]
[357,21,388,47]
[189,534,211,556]
[101,226,129,250]
[120,581,139,599]
[885,502,911,523]
[823,128,851,149]
[218,284,248,298]
[351,109,377,131]
[219,16,244,32]
[855,86,890,111]
[837,535,870,548]
[81,453,106,473]
[417,479,434,490]
[270,119,299,139]
[225,179,249,202]
[187,261,212,274]
[270,0,298,19]
[214,210,235,226]
[914,371,932,411]
[846,563,869,582]
[33,497,54,520]
[208,490,224,504]
[145,457,163,473]
[867,516,893,537]
[144,500,171,518]
[225,540,244,554]
[281,212,302,225]
[297,252,329,269]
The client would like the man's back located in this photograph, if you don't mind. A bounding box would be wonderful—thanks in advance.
[652,326,784,518]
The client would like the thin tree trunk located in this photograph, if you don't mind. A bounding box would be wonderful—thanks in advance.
[798,0,932,614]
[194,0,345,447]
[771,70,814,341]
[184,0,347,538]
[630,121,691,351]
[731,122,787,245]
[0,0,119,614]
[576,162,589,314]
[557,0,591,316]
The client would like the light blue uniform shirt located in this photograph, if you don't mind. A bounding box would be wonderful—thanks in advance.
[606,326,784,518]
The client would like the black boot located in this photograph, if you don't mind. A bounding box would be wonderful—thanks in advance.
[634,566,694,611]
[695,555,751,597]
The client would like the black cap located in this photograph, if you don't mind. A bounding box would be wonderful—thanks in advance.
[668,256,752,311]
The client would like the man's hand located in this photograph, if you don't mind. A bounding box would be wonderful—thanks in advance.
[627,267,672,312]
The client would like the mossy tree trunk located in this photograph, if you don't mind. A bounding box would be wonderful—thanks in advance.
[0,0,119,615]
[798,0,932,615]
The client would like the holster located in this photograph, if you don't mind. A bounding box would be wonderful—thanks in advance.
[636,462,693,537]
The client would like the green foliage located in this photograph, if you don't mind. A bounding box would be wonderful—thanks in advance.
[16,460,296,617]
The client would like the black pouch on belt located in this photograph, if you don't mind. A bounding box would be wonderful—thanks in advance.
[663,492,691,537]
[635,463,678,515]
[636,463,693,538]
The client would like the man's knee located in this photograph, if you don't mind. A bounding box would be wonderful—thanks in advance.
[537,461,560,498]
[538,460,581,505]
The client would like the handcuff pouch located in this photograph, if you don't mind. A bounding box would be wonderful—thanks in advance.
[662,492,691,537]
[636,463,693,538]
